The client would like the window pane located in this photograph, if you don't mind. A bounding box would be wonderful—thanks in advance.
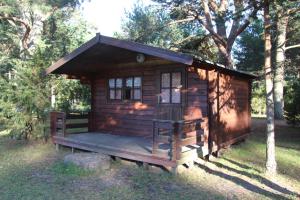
[172,72,181,88]
[116,78,122,88]
[134,77,141,87]
[116,89,122,99]
[172,88,181,103]
[109,89,115,99]
[124,88,132,100]
[161,89,170,103]
[161,73,170,88]
[126,77,133,87]
[134,89,141,100]
[109,79,115,88]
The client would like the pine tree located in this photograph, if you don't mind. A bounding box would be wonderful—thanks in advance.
[0,0,93,139]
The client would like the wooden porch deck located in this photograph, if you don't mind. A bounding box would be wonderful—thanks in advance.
[53,132,181,167]
[51,112,204,168]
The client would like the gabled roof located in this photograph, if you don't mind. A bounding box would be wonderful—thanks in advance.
[45,33,256,79]
[45,33,193,75]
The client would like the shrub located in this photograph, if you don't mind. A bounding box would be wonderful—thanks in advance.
[284,79,300,125]
[251,80,266,116]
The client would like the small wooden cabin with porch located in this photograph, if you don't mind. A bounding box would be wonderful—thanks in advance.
[47,33,255,171]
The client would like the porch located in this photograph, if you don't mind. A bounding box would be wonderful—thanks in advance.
[50,112,203,169]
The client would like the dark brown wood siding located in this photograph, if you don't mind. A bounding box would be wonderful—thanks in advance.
[208,69,251,151]
[91,66,156,137]
[184,67,209,155]
[89,62,251,151]
[91,64,187,137]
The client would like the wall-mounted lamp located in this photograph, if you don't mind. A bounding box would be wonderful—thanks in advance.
[136,53,145,63]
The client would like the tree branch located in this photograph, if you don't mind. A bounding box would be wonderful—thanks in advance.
[208,0,218,12]
[197,17,227,47]
[228,1,263,48]
[0,15,31,50]
[287,7,300,16]
[168,17,197,25]
[228,0,243,43]
[219,0,228,12]
[285,44,300,51]
[201,0,215,31]
[199,0,227,47]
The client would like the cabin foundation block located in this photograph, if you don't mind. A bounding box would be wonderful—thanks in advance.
[64,152,111,171]
[142,162,150,170]
[55,143,59,151]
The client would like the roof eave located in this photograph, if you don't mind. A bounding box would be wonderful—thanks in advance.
[193,58,257,79]
[45,34,194,75]
[45,34,101,75]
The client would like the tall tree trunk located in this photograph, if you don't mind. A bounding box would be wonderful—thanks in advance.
[274,12,289,119]
[51,85,56,108]
[215,42,234,68]
[264,0,277,174]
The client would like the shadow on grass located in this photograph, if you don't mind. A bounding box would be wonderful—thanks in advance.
[222,158,261,173]
[194,163,291,200]
[210,160,299,197]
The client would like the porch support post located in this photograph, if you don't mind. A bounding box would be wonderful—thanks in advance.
[142,162,150,170]
[55,143,60,151]
[171,166,178,175]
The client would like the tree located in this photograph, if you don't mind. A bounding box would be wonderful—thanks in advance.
[116,3,218,60]
[273,1,300,119]
[284,79,300,125]
[152,0,263,68]
[0,0,81,51]
[264,0,276,174]
[234,19,264,73]
[0,0,93,139]
[233,19,265,116]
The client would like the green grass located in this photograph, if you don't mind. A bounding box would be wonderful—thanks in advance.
[51,162,94,177]
[220,120,300,181]
[0,119,299,200]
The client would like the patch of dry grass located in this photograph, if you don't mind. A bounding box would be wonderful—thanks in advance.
[0,118,299,200]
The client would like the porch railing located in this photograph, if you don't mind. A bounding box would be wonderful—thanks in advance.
[50,111,92,137]
[152,118,203,161]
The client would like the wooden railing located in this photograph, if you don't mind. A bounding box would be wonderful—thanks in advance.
[50,111,91,137]
[152,118,203,161]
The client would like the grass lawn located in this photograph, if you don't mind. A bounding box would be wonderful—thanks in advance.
[0,118,299,200]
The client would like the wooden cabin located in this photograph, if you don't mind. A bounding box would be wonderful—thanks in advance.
[47,33,255,172]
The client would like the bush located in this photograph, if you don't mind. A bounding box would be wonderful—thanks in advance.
[284,79,300,125]
[251,80,266,116]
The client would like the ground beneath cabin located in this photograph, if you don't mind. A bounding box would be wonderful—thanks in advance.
[0,118,299,200]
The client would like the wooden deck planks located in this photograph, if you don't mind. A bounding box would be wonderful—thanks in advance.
[53,132,177,167]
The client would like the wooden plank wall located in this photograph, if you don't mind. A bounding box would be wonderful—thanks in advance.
[184,67,209,156]
[91,66,157,137]
[208,69,251,151]
[91,64,208,140]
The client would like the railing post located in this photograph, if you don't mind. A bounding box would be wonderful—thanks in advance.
[152,120,158,154]
[88,111,94,132]
[170,121,182,161]
[50,112,57,138]
[50,111,66,138]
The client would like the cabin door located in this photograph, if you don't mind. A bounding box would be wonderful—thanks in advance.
[155,68,185,121]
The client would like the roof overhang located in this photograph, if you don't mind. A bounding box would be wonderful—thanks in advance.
[193,58,257,79]
[45,33,256,79]
[45,33,193,75]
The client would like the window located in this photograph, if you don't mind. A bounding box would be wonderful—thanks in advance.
[108,76,142,101]
[109,78,122,100]
[160,72,181,103]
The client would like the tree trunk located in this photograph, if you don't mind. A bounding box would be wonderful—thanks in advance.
[218,48,233,68]
[264,0,277,174]
[214,38,234,68]
[274,13,289,120]
[51,85,56,108]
